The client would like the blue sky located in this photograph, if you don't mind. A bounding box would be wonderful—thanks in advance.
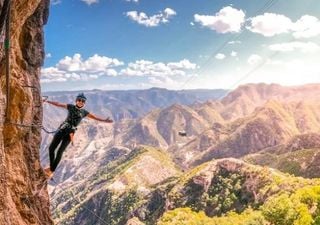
[42,0,320,91]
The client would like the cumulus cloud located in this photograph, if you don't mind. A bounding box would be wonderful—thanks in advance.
[120,59,197,77]
[80,0,99,5]
[126,8,177,27]
[247,13,293,37]
[247,13,320,38]
[41,54,123,83]
[292,15,320,38]
[56,54,123,72]
[269,41,320,53]
[41,67,68,83]
[248,54,263,65]
[126,0,139,2]
[194,6,245,33]
[215,53,226,60]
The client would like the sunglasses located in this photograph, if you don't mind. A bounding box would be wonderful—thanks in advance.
[76,98,86,103]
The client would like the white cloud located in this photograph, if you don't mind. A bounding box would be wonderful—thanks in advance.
[41,54,123,83]
[215,53,226,60]
[248,54,262,65]
[81,0,99,5]
[167,59,197,70]
[45,53,52,58]
[120,59,197,77]
[126,0,139,2]
[269,41,320,53]
[194,6,245,33]
[56,54,123,72]
[41,67,67,83]
[164,8,176,17]
[248,13,320,38]
[292,15,320,38]
[247,13,293,37]
[230,51,237,57]
[126,8,177,27]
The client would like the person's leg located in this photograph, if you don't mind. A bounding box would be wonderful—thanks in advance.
[48,131,64,171]
[51,134,71,172]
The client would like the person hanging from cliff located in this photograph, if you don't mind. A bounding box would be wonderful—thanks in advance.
[43,93,113,179]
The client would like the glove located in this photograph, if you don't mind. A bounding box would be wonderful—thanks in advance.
[105,117,113,123]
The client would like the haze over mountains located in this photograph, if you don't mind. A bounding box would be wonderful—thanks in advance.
[41,83,320,224]
[43,88,226,126]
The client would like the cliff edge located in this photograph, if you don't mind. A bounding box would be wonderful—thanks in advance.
[0,0,53,224]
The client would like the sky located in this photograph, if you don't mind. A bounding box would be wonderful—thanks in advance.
[41,0,320,91]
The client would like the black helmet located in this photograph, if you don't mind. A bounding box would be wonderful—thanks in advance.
[76,93,87,102]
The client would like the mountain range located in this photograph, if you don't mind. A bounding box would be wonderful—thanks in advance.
[41,83,320,224]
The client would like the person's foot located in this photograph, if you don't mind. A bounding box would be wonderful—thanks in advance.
[44,167,54,179]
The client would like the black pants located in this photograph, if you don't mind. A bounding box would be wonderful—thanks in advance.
[49,129,71,172]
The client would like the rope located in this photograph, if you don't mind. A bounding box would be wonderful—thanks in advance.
[41,126,59,134]
[5,121,59,134]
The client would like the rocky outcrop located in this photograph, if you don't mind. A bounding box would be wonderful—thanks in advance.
[51,146,181,225]
[0,0,52,224]
[130,158,319,224]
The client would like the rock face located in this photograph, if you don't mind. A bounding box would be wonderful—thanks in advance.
[0,0,52,224]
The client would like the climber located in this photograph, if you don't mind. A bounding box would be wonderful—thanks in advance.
[43,93,113,179]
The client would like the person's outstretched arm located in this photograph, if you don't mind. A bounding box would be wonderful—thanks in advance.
[87,113,113,123]
[44,100,67,109]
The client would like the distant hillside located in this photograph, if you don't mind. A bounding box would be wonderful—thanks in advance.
[219,83,320,120]
[178,100,320,167]
[244,133,320,178]
[52,154,320,225]
[51,146,181,225]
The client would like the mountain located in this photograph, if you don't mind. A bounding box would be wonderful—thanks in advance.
[244,133,320,178]
[164,100,319,166]
[40,88,226,180]
[120,103,218,149]
[51,146,181,225]
[52,156,320,225]
[219,83,320,120]
[42,83,320,224]
[153,158,320,225]
[41,83,320,186]
[43,88,227,125]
